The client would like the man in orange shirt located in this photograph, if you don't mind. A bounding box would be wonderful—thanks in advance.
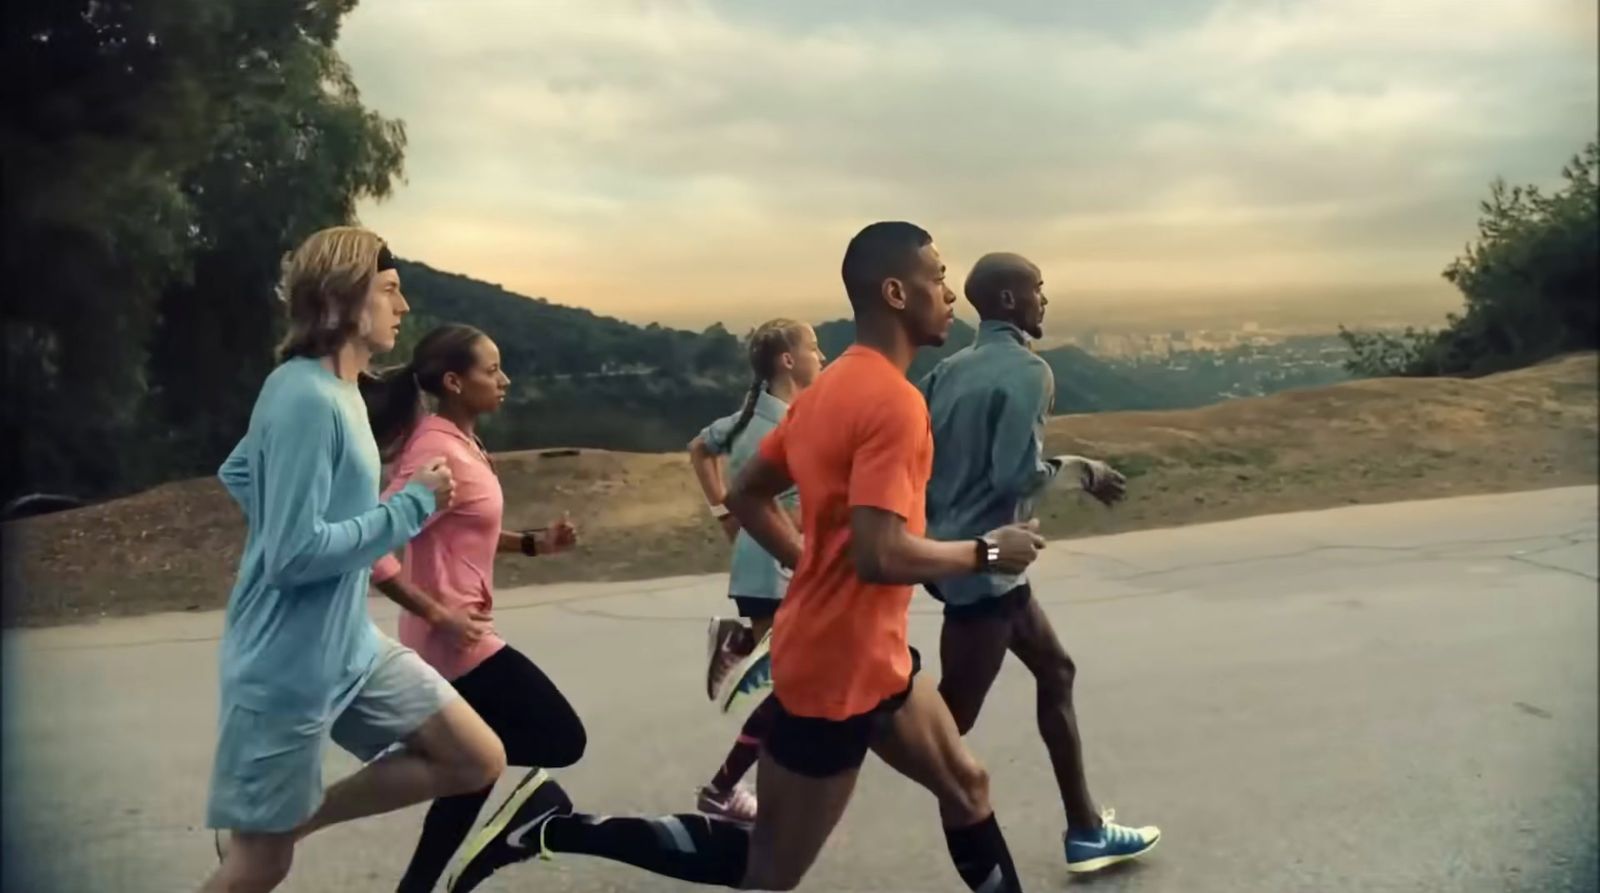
[446,222,1045,893]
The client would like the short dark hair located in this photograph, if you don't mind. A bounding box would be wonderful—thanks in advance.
[840,221,933,311]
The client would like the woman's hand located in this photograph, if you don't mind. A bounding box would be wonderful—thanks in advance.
[435,604,492,650]
[537,514,579,555]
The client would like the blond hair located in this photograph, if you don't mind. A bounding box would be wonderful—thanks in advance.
[715,318,810,452]
[275,226,386,362]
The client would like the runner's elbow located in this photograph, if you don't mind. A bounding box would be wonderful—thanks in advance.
[726,471,774,517]
[724,486,753,519]
[850,542,892,584]
[849,513,909,584]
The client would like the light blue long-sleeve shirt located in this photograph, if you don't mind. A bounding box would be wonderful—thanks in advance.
[699,389,798,600]
[919,320,1062,604]
[217,358,436,715]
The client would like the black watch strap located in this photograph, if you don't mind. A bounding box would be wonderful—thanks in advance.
[974,537,998,572]
[521,530,539,557]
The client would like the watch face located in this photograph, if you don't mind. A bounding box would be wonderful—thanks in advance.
[979,537,1000,569]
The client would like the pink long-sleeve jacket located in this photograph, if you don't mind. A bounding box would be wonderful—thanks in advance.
[373,415,507,680]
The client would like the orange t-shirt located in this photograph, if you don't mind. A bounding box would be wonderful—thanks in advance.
[758,344,934,720]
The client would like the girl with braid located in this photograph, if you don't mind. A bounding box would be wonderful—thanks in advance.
[687,318,824,820]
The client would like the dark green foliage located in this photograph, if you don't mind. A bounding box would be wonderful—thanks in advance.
[388,262,752,453]
[392,260,710,378]
[3,0,405,501]
[1341,140,1599,378]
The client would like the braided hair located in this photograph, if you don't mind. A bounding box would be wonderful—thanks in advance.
[717,318,808,452]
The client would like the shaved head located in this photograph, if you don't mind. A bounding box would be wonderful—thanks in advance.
[964,253,1038,314]
[964,252,1048,338]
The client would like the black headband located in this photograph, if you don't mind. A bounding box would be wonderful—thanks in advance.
[376,243,396,272]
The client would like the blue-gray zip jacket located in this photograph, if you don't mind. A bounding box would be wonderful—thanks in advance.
[919,320,1061,604]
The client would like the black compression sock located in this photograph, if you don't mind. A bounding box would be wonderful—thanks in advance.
[711,694,780,792]
[542,812,749,887]
[944,813,1024,892]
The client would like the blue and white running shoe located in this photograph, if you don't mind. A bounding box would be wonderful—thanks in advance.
[1064,808,1160,873]
[717,631,772,714]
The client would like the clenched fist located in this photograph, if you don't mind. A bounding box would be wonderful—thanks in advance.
[1048,455,1127,507]
[412,457,454,509]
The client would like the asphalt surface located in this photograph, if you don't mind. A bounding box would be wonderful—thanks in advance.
[3,486,1596,892]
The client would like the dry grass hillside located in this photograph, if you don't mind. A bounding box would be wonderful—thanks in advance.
[5,353,1594,627]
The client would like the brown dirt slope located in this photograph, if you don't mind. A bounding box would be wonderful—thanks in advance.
[5,353,1594,627]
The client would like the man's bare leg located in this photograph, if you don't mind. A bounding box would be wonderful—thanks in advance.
[1006,594,1099,831]
[739,753,858,890]
[198,832,294,893]
[298,698,504,839]
[937,609,1013,734]
[871,675,1024,892]
[1007,593,1161,871]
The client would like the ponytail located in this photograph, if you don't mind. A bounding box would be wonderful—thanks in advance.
[362,322,491,461]
[360,364,425,462]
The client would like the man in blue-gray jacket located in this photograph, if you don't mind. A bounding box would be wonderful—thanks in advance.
[919,252,1160,875]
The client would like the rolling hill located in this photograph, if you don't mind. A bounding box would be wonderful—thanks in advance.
[6,353,1593,628]
[397,261,1168,453]
[394,259,729,377]
[809,319,1165,414]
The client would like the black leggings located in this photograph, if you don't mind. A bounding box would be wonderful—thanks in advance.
[396,644,587,893]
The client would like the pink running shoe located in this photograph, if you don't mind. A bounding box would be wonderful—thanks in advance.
[696,784,758,823]
[705,617,751,700]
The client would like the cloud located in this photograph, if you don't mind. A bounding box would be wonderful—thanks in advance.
[339,0,1598,329]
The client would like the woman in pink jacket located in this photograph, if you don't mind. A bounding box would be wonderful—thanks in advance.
[360,323,582,893]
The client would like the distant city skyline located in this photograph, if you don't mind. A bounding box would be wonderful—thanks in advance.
[659,280,1466,334]
[340,1,1597,334]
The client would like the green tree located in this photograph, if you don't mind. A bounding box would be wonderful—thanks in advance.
[143,0,405,479]
[1,0,403,501]
[692,323,742,374]
[2,0,223,499]
[386,310,447,366]
[1342,139,1599,377]
[1335,325,1441,378]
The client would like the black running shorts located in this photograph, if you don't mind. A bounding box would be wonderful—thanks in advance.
[732,596,780,620]
[765,647,922,778]
[924,581,1033,621]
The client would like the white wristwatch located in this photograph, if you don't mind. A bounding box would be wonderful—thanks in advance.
[708,501,730,519]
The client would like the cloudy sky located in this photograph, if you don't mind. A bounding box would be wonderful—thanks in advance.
[339,0,1597,331]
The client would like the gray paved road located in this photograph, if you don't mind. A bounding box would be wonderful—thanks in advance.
[4,487,1596,892]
